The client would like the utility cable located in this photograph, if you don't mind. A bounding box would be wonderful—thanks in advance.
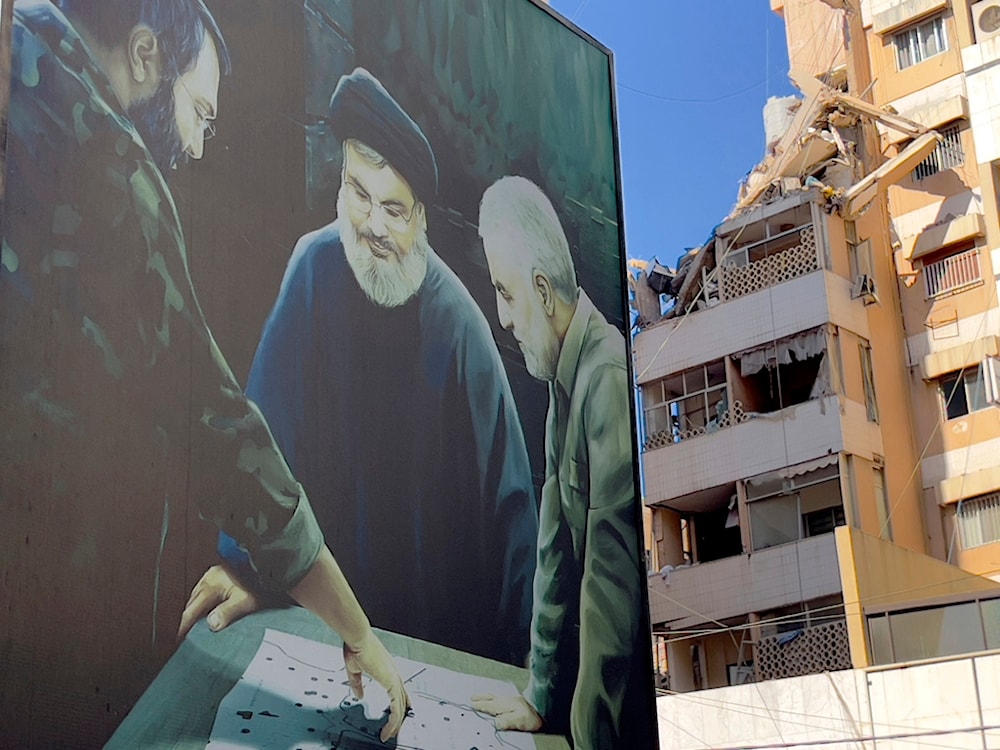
[647,564,1000,645]
[658,684,999,750]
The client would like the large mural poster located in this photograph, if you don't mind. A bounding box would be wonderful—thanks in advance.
[0,0,658,747]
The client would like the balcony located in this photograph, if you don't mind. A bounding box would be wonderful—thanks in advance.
[644,395,852,507]
[648,533,841,629]
[719,225,820,302]
[756,618,852,680]
[644,398,752,451]
[924,247,982,298]
[634,270,870,386]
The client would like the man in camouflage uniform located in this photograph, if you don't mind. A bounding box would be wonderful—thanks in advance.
[0,1,405,745]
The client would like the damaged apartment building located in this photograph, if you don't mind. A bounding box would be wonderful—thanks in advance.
[635,0,1000,693]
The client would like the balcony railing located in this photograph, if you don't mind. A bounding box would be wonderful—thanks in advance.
[720,226,819,301]
[643,399,750,451]
[755,619,852,681]
[925,247,982,298]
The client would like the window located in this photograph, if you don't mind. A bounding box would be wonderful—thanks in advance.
[860,343,879,423]
[940,365,986,420]
[887,602,983,661]
[913,123,964,180]
[723,203,814,268]
[867,594,1000,665]
[846,220,873,279]
[642,361,727,446]
[874,466,893,541]
[747,465,843,551]
[924,245,981,298]
[957,491,1000,549]
[894,15,948,70]
[735,328,830,414]
[804,504,845,537]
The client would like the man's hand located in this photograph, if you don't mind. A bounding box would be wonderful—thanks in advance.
[471,694,543,732]
[343,630,410,742]
[287,546,410,742]
[177,565,262,641]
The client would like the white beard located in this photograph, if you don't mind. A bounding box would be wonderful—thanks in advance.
[520,322,561,381]
[339,190,429,308]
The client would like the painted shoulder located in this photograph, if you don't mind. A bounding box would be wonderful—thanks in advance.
[419,251,496,343]
[278,222,347,296]
[581,306,628,375]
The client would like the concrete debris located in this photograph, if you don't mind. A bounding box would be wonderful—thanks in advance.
[636,67,945,327]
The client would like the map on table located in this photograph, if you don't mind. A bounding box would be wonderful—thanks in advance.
[207,629,537,750]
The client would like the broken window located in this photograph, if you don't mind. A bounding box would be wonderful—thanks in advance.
[746,462,843,551]
[846,221,873,281]
[642,360,727,447]
[760,595,845,639]
[860,341,879,423]
[733,328,831,414]
[690,497,742,563]
[674,485,742,564]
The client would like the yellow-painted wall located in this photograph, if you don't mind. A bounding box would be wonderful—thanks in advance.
[867,8,963,106]
[899,254,993,338]
[887,132,981,218]
[858,204,926,551]
[703,631,743,691]
[776,0,847,81]
[835,525,1000,667]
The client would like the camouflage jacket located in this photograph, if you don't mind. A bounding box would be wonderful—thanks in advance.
[0,0,322,591]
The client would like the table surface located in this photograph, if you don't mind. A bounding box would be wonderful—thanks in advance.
[106,606,569,749]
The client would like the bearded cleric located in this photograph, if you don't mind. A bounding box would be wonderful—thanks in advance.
[215,68,539,664]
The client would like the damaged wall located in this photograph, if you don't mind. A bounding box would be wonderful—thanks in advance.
[775,0,849,82]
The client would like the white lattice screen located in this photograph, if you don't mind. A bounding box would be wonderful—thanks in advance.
[643,400,750,451]
[721,226,819,301]
[755,619,852,681]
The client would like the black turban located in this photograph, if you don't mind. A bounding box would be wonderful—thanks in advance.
[328,67,438,202]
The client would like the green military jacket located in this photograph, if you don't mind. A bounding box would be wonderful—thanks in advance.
[523,291,653,748]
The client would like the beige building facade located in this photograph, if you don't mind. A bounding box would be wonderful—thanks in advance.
[636,0,1000,692]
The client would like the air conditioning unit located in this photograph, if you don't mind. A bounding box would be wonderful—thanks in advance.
[972,0,1000,44]
[852,274,878,304]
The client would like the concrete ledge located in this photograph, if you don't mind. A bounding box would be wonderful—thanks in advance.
[880,94,968,144]
[921,334,998,379]
[938,465,1000,505]
[872,0,948,35]
[904,213,986,262]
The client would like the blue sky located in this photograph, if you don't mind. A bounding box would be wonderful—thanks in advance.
[548,0,797,270]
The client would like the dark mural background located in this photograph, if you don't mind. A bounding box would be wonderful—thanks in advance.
[180,0,624,496]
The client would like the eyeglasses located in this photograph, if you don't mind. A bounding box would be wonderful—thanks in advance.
[343,176,415,234]
[178,79,216,141]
